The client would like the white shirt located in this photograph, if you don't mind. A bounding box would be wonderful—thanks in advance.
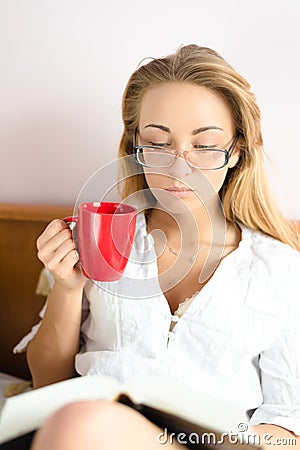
[15,214,300,434]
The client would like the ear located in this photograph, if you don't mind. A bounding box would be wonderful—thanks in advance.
[228,145,240,169]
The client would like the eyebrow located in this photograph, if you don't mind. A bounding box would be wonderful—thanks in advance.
[144,124,170,132]
[143,124,224,134]
[192,126,224,135]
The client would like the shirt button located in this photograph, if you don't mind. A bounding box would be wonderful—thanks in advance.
[171,315,179,322]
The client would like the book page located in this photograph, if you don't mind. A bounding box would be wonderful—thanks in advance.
[0,375,120,444]
[122,377,248,435]
[0,374,250,444]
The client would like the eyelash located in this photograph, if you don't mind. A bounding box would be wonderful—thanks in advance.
[149,142,217,149]
[194,144,217,149]
[149,142,170,147]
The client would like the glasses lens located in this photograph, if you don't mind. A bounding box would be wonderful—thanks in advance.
[139,148,174,167]
[188,150,226,169]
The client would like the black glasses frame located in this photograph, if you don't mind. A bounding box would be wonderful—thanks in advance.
[133,130,239,170]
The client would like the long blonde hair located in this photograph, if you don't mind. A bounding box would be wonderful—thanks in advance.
[118,44,299,250]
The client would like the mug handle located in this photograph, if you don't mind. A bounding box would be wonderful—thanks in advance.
[62,216,81,269]
[63,216,78,224]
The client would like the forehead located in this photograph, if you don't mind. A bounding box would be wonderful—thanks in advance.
[139,82,234,133]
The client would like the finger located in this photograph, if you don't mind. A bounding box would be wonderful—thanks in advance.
[37,219,69,250]
[37,227,75,265]
[43,238,76,270]
[48,249,80,280]
[40,226,74,255]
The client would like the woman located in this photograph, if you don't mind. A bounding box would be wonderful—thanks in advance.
[20,45,299,449]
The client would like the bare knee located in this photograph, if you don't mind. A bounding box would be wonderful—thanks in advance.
[31,399,182,450]
[31,399,117,450]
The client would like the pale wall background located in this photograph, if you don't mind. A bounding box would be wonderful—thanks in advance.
[0,0,299,218]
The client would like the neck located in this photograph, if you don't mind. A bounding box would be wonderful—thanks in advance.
[147,196,227,247]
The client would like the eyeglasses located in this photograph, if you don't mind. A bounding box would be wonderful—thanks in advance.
[133,131,239,170]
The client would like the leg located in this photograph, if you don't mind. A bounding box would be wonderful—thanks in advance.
[30,399,185,450]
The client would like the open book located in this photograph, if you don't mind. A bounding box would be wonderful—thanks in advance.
[0,374,258,449]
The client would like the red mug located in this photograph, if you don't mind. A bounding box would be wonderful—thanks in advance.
[64,202,137,282]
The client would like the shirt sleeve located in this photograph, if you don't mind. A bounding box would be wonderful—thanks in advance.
[13,267,53,354]
[250,249,300,436]
[13,269,89,354]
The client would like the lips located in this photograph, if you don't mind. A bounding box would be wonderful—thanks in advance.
[165,187,194,198]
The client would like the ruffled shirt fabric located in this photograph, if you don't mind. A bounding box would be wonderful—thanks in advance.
[14,214,300,434]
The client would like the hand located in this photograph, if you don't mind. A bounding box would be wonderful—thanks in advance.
[37,219,86,291]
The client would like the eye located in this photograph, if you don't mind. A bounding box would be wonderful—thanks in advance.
[194,144,217,149]
[149,142,170,147]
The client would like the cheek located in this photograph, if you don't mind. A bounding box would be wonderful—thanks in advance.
[203,169,228,193]
[144,170,169,189]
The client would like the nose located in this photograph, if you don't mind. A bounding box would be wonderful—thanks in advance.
[167,154,192,178]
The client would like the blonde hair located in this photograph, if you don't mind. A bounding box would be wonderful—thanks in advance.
[118,44,300,250]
